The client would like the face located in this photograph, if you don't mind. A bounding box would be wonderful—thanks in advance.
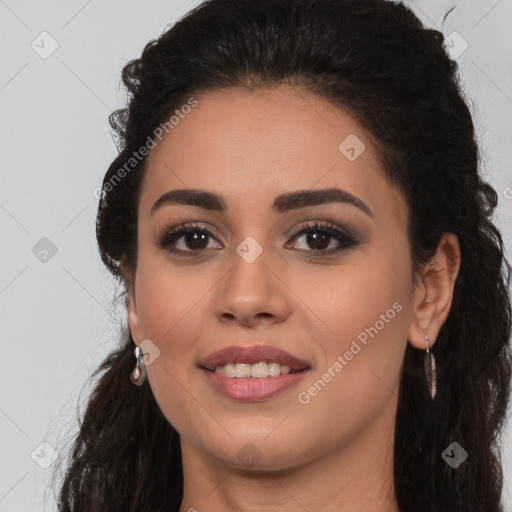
[126,84,419,470]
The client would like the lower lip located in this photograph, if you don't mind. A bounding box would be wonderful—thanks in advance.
[202,369,309,401]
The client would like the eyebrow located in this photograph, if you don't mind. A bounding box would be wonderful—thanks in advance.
[150,187,373,218]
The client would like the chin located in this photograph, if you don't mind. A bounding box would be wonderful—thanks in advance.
[197,433,306,472]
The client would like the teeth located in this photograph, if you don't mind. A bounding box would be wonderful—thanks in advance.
[268,362,281,377]
[235,363,251,378]
[251,361,268,378]
[280,364,291,375]
[223,362,236,377]
[214,361,293,378]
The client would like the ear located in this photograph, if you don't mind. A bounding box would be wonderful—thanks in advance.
[120,257,142,345]
[408,233,461,350]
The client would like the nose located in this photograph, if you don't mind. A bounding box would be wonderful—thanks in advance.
[213,240,291,328]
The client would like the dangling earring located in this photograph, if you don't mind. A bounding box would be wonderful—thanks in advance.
[424,333,437,399]
[130,345,146,386]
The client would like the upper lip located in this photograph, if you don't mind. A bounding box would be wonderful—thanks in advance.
[199,344,311,372]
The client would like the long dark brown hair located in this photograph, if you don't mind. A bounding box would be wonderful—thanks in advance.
[51,1,512,511]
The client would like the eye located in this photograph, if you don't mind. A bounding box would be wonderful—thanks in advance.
[159,223,221,255]
[158,220,359,257]
[286,220,359,255]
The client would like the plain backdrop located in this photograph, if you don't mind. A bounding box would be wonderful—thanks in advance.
[1,0,511,510]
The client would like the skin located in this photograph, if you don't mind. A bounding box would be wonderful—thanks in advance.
[122,84,461,512]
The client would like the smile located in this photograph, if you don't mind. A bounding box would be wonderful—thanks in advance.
[199,344,312,401]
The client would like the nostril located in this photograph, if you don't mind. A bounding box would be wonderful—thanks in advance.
[255,312,273,319]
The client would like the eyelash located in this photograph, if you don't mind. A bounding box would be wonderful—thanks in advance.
[158,220,359,257]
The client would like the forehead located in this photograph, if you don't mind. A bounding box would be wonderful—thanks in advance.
[139,85,406,224]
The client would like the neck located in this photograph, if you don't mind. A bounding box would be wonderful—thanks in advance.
[178,405,399,512]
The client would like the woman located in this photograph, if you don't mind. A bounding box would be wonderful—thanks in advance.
[52,0,512,510]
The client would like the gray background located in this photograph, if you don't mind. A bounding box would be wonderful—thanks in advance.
[1,1,511,510]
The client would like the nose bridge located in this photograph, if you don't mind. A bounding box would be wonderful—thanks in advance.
[232,235,270,290]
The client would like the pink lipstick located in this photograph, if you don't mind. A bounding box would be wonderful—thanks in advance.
[199,344,311,401]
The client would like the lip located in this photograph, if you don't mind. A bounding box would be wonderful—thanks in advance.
[199,344,311,372]
[199,344,312,402]
[203,369,310,401]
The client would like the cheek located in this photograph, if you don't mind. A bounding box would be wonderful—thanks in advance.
[134,255,208,352]
[292,247,412,430]
[291,246,411,345]
[133,255,218,433]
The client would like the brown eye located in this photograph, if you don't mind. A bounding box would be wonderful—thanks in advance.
[159,223,222,255]
[179,230,209,250]
[287,221,359,255]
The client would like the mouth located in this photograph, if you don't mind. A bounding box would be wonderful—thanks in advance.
[199,344,312,401]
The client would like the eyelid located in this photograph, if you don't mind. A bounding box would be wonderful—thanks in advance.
[157,222,222,249]
[158,219,360,255]
[288,219,360,242]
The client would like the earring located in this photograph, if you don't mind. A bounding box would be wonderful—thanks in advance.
[424,333,437,399]
[130,345,146,386]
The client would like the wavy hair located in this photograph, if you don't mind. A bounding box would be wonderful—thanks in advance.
[52,1,512,511]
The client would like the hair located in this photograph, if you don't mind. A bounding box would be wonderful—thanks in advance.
[51,1,512,511]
